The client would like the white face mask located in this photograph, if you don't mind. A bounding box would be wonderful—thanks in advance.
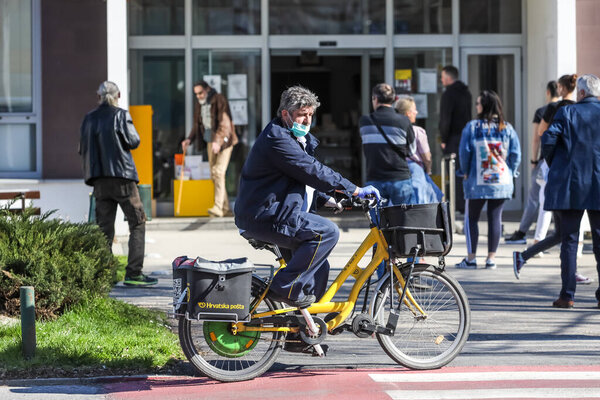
[198,98,207,105]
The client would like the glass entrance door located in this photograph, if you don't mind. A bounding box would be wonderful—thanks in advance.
[460,47,523,209]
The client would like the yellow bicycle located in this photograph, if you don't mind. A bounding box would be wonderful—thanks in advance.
[177,198,471,382]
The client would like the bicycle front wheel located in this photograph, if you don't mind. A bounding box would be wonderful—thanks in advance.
[178,276,283,382]
[372,264,470,370]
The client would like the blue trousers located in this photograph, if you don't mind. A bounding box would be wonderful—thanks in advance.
[242,212,339,302]
[555,209,600,302]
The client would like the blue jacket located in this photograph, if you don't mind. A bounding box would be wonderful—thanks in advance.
[458,119,521,199]
[542,96,600,210]
[234,118,357,236]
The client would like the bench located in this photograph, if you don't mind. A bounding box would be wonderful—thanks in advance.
[0,190,41,215]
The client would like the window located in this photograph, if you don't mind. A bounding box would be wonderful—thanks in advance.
[0,125,36,172]
[269,0,386,35]
[394,0,451,34]
[394,48,452,175]
[193,50,262,197]
[0,0,32,113]
[193,0,260,35]
[130,50,185,199]
[460,0,521,34]
[129,0,184,35]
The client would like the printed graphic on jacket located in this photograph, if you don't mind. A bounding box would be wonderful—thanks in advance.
[475,140,510,185]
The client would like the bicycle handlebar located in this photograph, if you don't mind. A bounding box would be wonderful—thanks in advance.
[339,196,380,212]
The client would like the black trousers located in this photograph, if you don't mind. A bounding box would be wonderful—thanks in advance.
[93,178,146,277]
[555,209,600,302]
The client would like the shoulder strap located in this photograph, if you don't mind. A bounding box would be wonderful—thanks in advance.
[369,113,405,158]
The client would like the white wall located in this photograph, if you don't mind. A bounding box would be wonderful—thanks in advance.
[0,180,129,235]
[0,180,91,222]
[107,0,129,109]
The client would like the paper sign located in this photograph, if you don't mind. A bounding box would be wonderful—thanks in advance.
[418,69,438,93]
[395,69,413,93]
[230,100,248,125]
[413,94,428,119]
[203,75,222,93]
[395,69,412,80]
[227,74,247,99]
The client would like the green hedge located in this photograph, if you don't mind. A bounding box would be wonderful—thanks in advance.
[0,207,118,320]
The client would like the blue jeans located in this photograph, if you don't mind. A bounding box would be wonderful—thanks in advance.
[367,179,415,279]
[366,179,415,207]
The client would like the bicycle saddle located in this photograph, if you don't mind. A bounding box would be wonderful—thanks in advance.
[246,238,272,250]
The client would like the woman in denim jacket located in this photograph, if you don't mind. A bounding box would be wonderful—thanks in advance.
[456,90,521,269]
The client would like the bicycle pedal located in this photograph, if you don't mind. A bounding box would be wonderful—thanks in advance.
[312,344,326,357]
[329,324,350,336]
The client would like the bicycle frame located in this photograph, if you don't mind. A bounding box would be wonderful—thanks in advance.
[234,223,426,334]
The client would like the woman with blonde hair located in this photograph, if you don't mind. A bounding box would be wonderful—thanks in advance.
[395,96,442,204]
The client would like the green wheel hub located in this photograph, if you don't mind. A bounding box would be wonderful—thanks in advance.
[203,321,260,358]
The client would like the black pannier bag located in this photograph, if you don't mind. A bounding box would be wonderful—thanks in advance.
[172,256,254,322]
[380,202,453,258]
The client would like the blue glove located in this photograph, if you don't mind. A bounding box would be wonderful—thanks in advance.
[356,185,381,201]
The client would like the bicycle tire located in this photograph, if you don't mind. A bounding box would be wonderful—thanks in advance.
[372,263,470,370]
[178,276,283,382]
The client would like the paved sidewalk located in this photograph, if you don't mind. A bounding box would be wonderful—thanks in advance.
[108,210,600,370]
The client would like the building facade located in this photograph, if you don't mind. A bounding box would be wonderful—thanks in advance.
[1,0,598,220]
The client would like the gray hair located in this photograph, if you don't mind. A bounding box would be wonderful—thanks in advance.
[395,95,415,115]
[97,81,120,106]
[577,74,600,97]
[277,86,320,118]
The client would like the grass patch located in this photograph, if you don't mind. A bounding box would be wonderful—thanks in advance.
[0,297,184,378]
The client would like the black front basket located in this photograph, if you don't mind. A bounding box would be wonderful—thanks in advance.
[380,202,453,258]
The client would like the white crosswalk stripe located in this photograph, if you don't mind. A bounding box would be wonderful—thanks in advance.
[370,370,600,382]
[385,387,600,399]
[369,370,600,400]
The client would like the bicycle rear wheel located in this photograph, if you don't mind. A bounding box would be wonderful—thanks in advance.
[178,276,283,382]
[372,263,470,370]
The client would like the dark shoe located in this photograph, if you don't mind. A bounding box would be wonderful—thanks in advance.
[268,291,316,309]
[283,333,329,356]
[455,258,477,269]
[123,274,158,287]
[552,298,574,308]
[505,230,527,244]
[513,251,525,279]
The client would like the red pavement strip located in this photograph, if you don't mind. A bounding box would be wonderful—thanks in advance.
[103,365,600,400]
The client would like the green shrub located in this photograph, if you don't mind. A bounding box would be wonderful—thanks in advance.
[0,207,118,320]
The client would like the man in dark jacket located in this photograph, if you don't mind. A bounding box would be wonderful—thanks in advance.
[439,65,472,213]
[541,74,600,309]
[79,81,157,287]
[359,83,416,205]
[235,86,379,310]
[181,81,238,217]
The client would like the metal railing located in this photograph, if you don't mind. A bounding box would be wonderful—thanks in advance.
[440,154,459,233]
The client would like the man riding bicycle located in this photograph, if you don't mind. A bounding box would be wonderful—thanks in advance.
[234,86,380,311]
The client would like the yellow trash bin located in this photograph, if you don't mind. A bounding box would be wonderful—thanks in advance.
[173,180,214,217]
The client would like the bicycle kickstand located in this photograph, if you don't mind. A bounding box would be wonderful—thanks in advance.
[299,308,325,357]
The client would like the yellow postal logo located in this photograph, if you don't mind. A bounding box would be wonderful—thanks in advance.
[198,301,245,310]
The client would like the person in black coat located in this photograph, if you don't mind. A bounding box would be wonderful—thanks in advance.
[79,81,157,287]
[439,65,472,214]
